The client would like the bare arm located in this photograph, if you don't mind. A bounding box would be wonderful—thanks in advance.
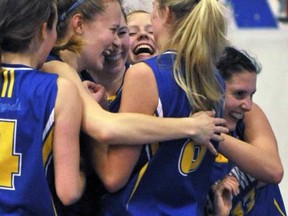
[43,61,228,145]
[218,103,283,183]
[92,63,228,192]
[53,77,85,205]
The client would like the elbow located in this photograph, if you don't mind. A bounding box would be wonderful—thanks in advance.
[261,163,284,184]
[269,165,284,184]
[57,188,83,206]
[56,177,85,206]
[101,174,128,193]
[86,123,116,144]
[96,129,116,144]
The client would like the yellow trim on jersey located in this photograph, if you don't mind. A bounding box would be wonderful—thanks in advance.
[274,199,286,216]
[150,142,159,155]
[42,127,54,166]
[1,70,8,97]
[127,163,149,207]
[215,153,229,163]
[1,69,15,98]
[8,69,15,98]
[107,95,117,103]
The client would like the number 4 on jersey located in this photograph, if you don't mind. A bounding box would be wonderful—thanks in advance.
[0,120,21,190]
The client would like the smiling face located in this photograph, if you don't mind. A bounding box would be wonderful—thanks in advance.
[224,70,257,131]
[80,0,121,71]
[102,12,130,74]
[127,11,157,64]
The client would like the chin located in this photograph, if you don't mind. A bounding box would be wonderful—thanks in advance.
[227,122,237,132]
[94,63,103,72]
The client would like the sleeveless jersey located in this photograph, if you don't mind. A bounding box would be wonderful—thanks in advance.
[0,63,58,215]
[207,120,287,216]
[101,51,226,216]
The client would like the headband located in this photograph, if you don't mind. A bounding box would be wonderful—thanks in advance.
[58,0,86,22]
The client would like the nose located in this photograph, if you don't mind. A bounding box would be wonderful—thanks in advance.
[138,29,149,40]
[240,98,253,111]
[113,33,121,47]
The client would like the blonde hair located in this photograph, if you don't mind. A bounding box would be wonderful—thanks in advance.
[157,0,229,111]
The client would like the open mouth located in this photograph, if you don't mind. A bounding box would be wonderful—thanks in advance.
[133,44,155,56]
[229,112,243,121]
[103,49,111,56]
[104,53,122,62]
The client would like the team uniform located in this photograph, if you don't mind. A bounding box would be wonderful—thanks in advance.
[45,55,105,216]
[0,64,58,215]
[101,51,225,216]
[206,120,287,216]
[83,63,153,214]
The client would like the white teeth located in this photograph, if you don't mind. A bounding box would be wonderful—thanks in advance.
[137,44,152,50]
[134,44,154,54]
[230,112,243,120]
[105,53,121,61]
[103,49,111,56]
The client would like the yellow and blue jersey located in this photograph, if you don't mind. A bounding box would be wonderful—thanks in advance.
[101,51,225,216]
[0,63,58,215]
[207,120,287,216]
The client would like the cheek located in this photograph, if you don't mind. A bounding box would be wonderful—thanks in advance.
[99,30,115,46]
[122,38,130,54]
[129,36,136,47]
[223,99,238,130]
[89,31,113,51]
[224,97,238,115]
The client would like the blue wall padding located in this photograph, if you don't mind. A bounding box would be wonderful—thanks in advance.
[230,0,278,28]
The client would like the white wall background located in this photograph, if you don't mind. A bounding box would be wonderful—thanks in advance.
[123,0,288,206]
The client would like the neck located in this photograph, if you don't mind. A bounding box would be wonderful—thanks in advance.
[60,50,83,73]
[2,52,37,68]
[88,66,126,97]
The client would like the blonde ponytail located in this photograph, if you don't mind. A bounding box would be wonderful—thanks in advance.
[160,0,229,111]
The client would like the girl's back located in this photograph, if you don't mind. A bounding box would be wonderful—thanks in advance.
[0,64,58,215]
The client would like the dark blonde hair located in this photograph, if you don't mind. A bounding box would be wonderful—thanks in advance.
[156,0,229,111]
[54,0,103,54]
[54,0,121,54]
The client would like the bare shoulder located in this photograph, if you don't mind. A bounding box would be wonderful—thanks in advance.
[126,62,153,77]
[245,102,267,120]
[56,77,79,95]
[42,60,76,76]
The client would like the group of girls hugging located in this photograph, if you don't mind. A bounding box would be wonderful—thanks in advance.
[0,0,286,215]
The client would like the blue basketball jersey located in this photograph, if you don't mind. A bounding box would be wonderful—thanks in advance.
[229,169,287,216]
[0,64,58,215]
[207,120,287,216]
[101,51,226,216]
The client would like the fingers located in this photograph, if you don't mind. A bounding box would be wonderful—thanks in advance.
[212,175,240,197]
[211,133,224,142]
[203,110,215,117]
[226,176,240,196]
[214,125,229,135]
[206,142,218,156]
[214,117,227,127]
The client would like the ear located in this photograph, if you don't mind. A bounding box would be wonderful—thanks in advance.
[163,6,175,25]
[40,22,48,41]
[71,13,84,35]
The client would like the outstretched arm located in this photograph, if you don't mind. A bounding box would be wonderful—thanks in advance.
[92,62,228,192]
[43,61,228,146]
